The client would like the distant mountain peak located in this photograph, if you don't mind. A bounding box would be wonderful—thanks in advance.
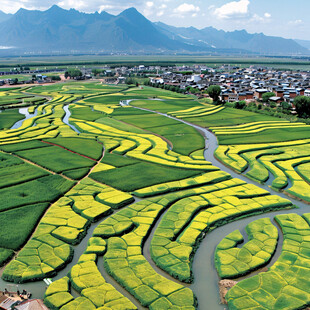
[119,7,143,18]
[0,6,307,56]
[48,4,63,10]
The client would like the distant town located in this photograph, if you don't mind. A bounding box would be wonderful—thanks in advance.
[1,64,310,108]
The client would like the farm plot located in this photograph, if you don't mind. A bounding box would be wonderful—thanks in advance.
[215,139,310,202]
[0,82,308,309]
[214,218,278,279]
[168,105,225,118]
[210,120,310,145]
[2,178,135,282]
[150,181,291,282]
[0,109,24,130]
[226,213,310,310]
[15,145,95,173]
[43,176,294,310]
[71,118,215,171]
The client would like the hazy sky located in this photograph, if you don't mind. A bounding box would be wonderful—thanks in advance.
[1,0,309,40]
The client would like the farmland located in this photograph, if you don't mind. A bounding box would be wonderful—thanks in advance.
[0,81,309,310]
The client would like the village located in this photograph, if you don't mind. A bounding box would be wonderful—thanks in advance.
[1,63,310,108]
[144,64,310,104]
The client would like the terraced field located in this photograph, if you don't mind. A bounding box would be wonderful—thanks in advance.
[0,82,309,310]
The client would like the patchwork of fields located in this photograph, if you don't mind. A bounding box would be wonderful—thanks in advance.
[0,82,309,310]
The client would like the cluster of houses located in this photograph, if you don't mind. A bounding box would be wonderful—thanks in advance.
[0,290,47,310]
[146,65,310,104]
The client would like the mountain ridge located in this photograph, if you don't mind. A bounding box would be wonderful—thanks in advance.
[0,5,308,55]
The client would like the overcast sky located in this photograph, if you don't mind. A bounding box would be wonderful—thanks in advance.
[0,0,309,40]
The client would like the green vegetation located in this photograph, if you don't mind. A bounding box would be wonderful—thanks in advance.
[215,140,310,202]
[16,145,95,173]
[294,96,310,118]
[0,203,50,250]
[226,213,310,310]
[0,80,308,310]
[214,218,278,278]
[90,162,204,192]
[0,248,14,267]
[151,181,291,282]
[0,175,74,212]
[44,137,103,160]
[206,85,221,103]
[0,110,24,130]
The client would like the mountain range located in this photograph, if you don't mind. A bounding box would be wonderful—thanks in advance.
[0,5,308,56]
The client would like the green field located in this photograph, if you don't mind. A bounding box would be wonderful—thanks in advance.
[0,80,308,310]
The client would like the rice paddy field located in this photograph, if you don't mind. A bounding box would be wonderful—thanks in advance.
[0,81,309,310]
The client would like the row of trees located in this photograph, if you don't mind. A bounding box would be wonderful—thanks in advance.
[143,80,187,94]
[227,96,310,124]
[143,81,223,101]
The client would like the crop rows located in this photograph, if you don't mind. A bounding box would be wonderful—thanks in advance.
[226,213,310,310]
[215,139,310,202]
[214,218,278,279]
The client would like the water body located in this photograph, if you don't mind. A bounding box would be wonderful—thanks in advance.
[63,105,81,134]
[10,107,39,130]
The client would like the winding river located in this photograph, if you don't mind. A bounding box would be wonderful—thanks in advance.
[0,100,308,310]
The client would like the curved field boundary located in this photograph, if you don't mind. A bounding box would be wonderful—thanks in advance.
[214,218,278,279]
[226,213,310,310]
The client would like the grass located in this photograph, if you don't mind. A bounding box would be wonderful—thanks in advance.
[100,152,139,167]
[45,137,103,160]
[146,123,205,156]
[96,117,146,134]
[0,109,24,130]
[0,203,49,250]
[214,218,278,279]
[0,163,49,189]
[185,107,277,128]
[62,168,90,180]
[0,248,14,267]
[114,113,179,129]
[217,126,310,145]
[0,140,50,152]
[0,175,74,212]
[129,98,197,114]
[69,105,104,122]
[90,162,203,192]
[16,145,95,173]
[226,213,310,310]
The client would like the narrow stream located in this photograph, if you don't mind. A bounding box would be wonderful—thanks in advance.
[63,105,81,134]
[10,107,39,129]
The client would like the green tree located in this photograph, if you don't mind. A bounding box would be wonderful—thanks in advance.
[281,101,290,110]
[207,85,221,103]
[262,92,275,103]
[65,69,82,79]
[50,75,61,81]
[92,69,102,76]
[234,101,246,109]
[294,96,310,118]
